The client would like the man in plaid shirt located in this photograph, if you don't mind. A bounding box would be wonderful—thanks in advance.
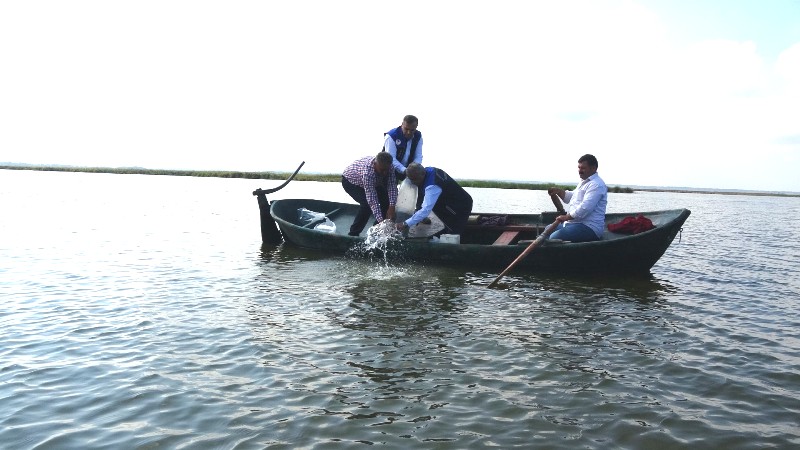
[342,152,398,237]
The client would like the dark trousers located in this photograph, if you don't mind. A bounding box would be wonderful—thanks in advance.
[433,196,473,235]
[341,176,389,235]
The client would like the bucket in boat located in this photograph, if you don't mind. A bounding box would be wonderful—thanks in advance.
[440,234,460,244]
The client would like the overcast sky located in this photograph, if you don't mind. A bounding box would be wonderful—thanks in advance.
[2,0,799,192]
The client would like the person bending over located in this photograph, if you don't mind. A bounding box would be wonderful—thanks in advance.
[396,163,473,236]
[341,152,398,237]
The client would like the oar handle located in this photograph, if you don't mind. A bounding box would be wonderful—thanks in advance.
[549,190,566,214]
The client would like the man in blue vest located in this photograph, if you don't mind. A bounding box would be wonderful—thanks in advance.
[396,163,473,236]
[383,115,423,180]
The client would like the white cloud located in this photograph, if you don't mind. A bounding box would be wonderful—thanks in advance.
[678,40,766,96]
[776,42,800,95]
[0,0,797,191]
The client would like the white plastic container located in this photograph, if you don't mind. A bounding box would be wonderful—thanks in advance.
[395,178,417,222]
[439,234,460,244]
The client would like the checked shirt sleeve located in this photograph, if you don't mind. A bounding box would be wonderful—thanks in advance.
[361,168,384,222]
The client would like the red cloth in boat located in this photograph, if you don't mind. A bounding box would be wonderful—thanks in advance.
[607,215,655,234]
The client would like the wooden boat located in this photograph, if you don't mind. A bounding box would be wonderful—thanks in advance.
[266,198,691,275]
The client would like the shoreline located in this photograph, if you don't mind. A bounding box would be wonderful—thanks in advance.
[2,164,797,197]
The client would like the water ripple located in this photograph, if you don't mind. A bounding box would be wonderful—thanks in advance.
[2,172,800,448]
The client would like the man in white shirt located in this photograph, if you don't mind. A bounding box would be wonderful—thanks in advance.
[547,154,607,242]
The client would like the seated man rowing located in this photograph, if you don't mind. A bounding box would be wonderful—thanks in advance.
[547,154,607,242]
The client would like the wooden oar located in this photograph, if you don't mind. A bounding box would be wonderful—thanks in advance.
[549,190,566,214]
[488,220,560,288]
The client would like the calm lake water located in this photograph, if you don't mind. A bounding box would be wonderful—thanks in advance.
[1,169,799,449]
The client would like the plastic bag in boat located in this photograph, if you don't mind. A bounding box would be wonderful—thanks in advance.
[297,208,326,225]
[314,218,336,233]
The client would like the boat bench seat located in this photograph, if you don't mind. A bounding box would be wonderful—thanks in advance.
[493,231,520,245]
[465,224,540,232]
[464,224,541,245]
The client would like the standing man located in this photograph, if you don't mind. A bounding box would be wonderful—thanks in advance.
[384,115,423,180]
[547,154,608,242]
[397,163,473,236]
[342,152,398,237]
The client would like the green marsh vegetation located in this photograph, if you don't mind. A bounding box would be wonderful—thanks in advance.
[2,164,637,193]
[0,164,649,194]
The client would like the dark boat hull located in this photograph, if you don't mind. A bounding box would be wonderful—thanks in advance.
[269,199,690,275]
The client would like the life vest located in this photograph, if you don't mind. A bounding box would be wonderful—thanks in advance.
[416,167,472,212]
[384,126,421,165]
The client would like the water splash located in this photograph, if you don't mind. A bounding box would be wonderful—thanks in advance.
[349,220,405,266]
[364,220,403,248]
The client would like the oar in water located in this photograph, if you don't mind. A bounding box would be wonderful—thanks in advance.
[487,220,560,288]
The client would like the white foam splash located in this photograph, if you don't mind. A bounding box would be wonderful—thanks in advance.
[351,220,405,267]
[363,220,403,249]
